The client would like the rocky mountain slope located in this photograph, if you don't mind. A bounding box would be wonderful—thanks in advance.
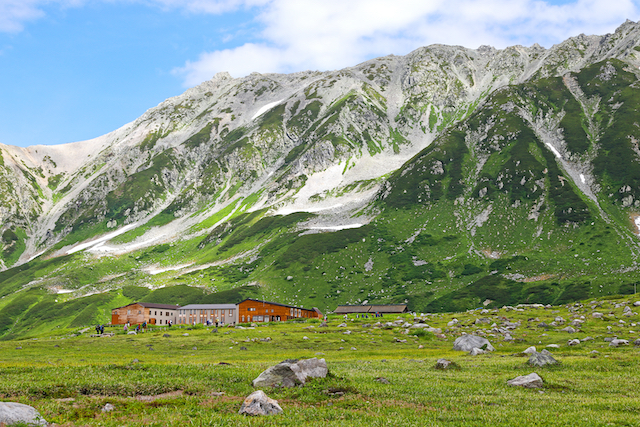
[2,21,640,339]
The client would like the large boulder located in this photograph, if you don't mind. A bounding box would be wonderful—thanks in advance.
[453,335,495,352]
[238,390,283,416]
[507,373,544,388]
[252,358,328,388]
[528,350,559,367]
[0,402,48,426]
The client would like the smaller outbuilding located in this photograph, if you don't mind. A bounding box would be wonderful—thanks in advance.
[111,303,179,325]
[334,304,408,315]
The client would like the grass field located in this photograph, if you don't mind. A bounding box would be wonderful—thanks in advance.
[1,295,640,426]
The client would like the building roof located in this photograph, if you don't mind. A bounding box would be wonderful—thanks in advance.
[238,298,315,311]
[334,304,408,314]
[179,304,237,310]
[112,302,180,311]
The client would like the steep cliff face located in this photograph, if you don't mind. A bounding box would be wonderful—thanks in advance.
[1,21,640,273]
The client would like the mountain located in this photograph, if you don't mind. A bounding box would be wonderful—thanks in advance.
[2,21,640,339]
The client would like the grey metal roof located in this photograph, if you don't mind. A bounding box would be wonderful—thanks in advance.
[178,304,237,310]
[112,302,180,310]
[334,304,408,314]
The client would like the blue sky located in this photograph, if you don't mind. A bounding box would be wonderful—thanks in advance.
[1,0,639,148]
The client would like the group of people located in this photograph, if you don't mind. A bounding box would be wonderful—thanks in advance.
[94,324,105,334]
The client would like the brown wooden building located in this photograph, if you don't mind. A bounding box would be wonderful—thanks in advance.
[334,304,408,315]
[111,302,179,325]
[237,298,322,323]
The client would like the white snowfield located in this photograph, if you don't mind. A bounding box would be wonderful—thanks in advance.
[251,100,284,120]
[66,223,138,255]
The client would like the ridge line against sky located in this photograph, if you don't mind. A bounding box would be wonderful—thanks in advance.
[0,0,639,147]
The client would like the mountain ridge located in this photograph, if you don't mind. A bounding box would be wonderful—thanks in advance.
[3,21,640,338]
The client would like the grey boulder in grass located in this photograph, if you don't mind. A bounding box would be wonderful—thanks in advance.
[239,390,283,416]
[252,358,328,388]
[0,402,48,426]
[453,335,495,352]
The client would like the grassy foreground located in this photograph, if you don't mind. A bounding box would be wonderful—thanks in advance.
[1,296,640,426]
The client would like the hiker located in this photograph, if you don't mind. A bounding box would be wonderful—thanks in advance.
[142,321,147,332]
[124,323,128,332]
[136,324,140,333]
[95,325,101,334]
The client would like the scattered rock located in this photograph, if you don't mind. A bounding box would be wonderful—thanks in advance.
[182,333,189,337]
[240,346,248,351]
[211,328,218,333]
[0,402,48,426]
[163,334,170,338]
[560,326,576,333]
[15,346,21,350]
[337,323,347,328]
[252,358,328,388]
[523,346,537,354]
[238,390,283,416]
[192,346,197,351]
[580,336,594,342]
[127,331,137,335]
[528,350,559,367]
[609,339,629,347]
[453,335,495,352]
[101,403,115,413]
[592,312,603,319]
[434,358,458,370]
[634,339,640,346]
[567,339,580,346]
[375,377,390,384]
[319,322,328,327]
[507,373,544,388]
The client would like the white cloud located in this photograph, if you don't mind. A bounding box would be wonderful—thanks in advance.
[174,0,640,86]
[0,0,46,32]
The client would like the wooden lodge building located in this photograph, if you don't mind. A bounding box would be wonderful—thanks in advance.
[237,299,323,323]
[110,300,321,326]
[334,304,408,315]
[111,303,180,325]
[176,304,238,325]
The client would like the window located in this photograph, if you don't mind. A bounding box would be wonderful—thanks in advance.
[166,312,169,316]
[241,315,245,322]
[127,310,131,315]
[228,309,232,315]
[138,310,142,314]
[248,307,256,312]
[114,311,118,315]
[154,311,157,315]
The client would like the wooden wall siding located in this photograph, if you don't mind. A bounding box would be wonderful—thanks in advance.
[237,300,320,323]
[111,304,176,325]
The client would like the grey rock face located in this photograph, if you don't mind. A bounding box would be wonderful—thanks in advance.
[0,402,48,426]
[238,390,283,416]
[252,358,328,388]
[507,373,544,388]
[453,335,495,352]
[528,350,559,367]
[469,348,486,356]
